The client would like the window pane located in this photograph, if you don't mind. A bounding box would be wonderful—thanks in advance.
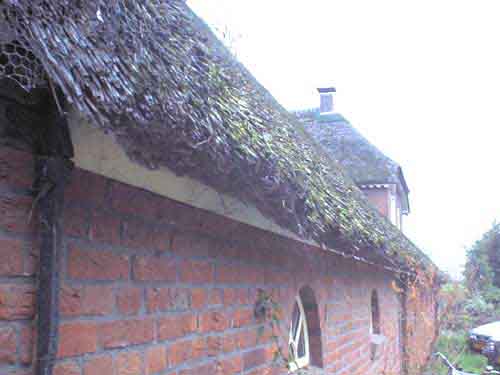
[289,342,296,359]
[297,324,306,358]
[288,296,310,370]
[291,302,300,337]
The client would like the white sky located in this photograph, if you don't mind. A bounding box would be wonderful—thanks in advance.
[187,0,500,279]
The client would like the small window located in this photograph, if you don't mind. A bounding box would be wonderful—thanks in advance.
[370,290,381,335]
[370,290,385,360]
[289,296,310,371]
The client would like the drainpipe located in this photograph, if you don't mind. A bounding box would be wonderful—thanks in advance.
[34,104,74,375]
[399,276,409,375]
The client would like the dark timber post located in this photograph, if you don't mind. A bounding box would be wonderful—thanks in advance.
[34,102,74,375]
[400,278,409,375]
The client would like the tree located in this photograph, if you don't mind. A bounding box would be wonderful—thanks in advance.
[464,222,500,303]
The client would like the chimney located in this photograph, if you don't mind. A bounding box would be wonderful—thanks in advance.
[317,87,336,114]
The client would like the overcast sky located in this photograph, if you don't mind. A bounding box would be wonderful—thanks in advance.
[187,0,500,279]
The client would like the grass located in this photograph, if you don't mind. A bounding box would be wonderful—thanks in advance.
[423,330,488,375]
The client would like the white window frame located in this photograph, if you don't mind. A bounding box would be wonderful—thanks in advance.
[288,296,310,372]
[389,191,397,226]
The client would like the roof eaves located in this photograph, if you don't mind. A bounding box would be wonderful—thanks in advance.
[0,0,437,278]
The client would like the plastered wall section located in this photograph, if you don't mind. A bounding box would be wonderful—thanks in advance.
[68,110,298,243]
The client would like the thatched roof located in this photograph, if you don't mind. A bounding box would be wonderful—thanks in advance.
[0,0,436,276]
[295,110,410,213]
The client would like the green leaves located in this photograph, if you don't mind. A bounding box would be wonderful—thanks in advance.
[465,222,500,299]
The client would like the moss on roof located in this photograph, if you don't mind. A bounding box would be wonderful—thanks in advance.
[295,110,410,212]
[296,111,402,183]
[0,0,437,276]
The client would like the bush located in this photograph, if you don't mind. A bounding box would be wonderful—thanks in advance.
[464,294,495,317]
[439,281,497,332]
[465,222,500,293]
[483,285,500,304]
[423,331,488,375]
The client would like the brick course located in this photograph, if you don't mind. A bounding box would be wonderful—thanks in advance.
[0,146,437,375]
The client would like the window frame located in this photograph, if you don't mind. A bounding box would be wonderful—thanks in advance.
[370,291,381,336]
[288,295,310,371]
[389,191,397,226]
[370,290,385,360]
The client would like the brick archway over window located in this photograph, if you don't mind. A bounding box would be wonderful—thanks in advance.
[299,286,323,368]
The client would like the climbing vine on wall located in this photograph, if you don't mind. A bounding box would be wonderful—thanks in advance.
[255,289,313,374]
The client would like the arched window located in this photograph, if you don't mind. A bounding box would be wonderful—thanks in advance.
[288,286,324,371]
[370,290,383,360]
[289,295,310,371]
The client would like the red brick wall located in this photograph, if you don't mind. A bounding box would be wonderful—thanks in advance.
[0,146,437,375]
[405,287,438,375]
[0,147,37,375]
[361,188,389,218]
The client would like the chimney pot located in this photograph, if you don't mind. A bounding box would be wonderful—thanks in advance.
[317,87,336,114]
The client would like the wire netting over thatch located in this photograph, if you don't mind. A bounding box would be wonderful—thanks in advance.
[0,0,437,277]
